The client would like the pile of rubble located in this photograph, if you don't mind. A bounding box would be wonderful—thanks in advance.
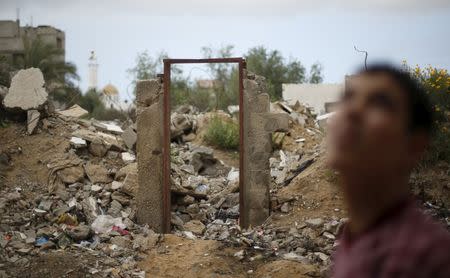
[0,68,155,277]
[165,102,337,273]
[167,141,337,274]
[0,111,158,277]
[0,68,334,276]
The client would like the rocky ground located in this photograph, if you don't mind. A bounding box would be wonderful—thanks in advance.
[0,72,448,277]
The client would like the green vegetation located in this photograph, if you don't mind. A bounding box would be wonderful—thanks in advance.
[127,45,323,112]
[404,63,450,165]
[77,89,127,121]
[204,115,239,150]
[245,46,323,100]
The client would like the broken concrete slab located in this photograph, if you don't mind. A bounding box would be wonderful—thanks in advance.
[56,104,88,118]
[84,162,113,184]
[3,68,48,111]
[70,137,87,148]
[57,165,85,184]
[183,220,205,235]
[88,138,109,157]
[72,129,125,151]
[121,126,137,150]
[93,121,123,135]
[27,110,40,135]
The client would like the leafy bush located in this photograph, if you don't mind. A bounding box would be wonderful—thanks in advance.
[404,63,450,164]
[204,115,239,150]
[76,89,127,121]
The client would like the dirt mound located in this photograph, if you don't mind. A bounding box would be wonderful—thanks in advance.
[139,234,248,278]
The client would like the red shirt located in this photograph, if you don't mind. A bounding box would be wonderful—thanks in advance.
[332,199,450,278]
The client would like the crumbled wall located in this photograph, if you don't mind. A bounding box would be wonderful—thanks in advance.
[136,78,165,232]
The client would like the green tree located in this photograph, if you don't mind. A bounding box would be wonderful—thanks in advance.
[309,63,323,84]
[201,45,238,110]
[127,51,166,84]
[77,89,104,113]
[245,46,307,100]
[16,37,79,91]
[404,63,450,164]
[0,55,15,87]
[127,50,188,106]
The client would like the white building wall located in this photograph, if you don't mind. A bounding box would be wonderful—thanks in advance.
[282,83,343,115]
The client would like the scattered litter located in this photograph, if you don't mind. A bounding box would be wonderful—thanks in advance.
[91,215,126,234]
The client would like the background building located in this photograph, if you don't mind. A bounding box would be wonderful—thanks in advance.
[282,83,343,115]
[0,20,65,64]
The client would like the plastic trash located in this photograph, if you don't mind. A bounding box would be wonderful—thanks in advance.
[112,225,129,235]
[35,236,49,246]
[194,184,209,194]
[91,215,126,234]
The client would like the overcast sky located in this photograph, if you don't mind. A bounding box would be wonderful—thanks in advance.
[1,0,450,100]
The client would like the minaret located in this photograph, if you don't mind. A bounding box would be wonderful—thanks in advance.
[88,51,98,91]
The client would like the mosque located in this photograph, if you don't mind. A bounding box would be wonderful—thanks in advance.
[87,50,123,110]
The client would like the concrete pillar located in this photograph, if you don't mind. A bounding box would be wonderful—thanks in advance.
[136,78,165,232]
[242,71,289,227]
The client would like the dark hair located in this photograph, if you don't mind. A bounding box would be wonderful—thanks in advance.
[357,63,434,134]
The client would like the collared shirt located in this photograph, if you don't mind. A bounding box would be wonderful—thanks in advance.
[332,198,450,278]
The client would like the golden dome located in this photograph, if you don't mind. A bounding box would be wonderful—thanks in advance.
[102,84,119,96]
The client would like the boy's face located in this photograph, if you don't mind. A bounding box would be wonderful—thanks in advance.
[326,72,412,177]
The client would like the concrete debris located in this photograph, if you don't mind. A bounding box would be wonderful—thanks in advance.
[227,105,239,114]
[317,111,335,128]
[121,152,136,164]
[70,136,87,148]
[88,137,109,157]
[56,104,88,118]
[84,162,113,184]
[122,125,137,149]
[47,153,84,192]
[72,129,124,151]
[67,224,91,241]
[93,121,124,135]
[26,110,40,135]
[3,68,48,111]
[305,218,324,228]
[57,165,85,184]
[183,220,206,235]
[283,252,308,263]
[280,202,291,213]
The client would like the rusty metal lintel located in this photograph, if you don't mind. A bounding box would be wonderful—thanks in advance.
[162,58,247,233]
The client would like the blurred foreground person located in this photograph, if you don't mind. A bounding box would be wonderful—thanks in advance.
[327,64,450,278]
